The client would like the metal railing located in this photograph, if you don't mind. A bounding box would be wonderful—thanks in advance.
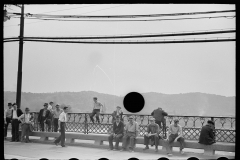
[29,112,235,143]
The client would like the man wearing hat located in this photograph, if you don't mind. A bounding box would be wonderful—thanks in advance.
[108,115,124,150]
[151,107,168,137]
[38,103,52,132]
[4,102,13,139]
[111,106,123,123]
[52,104,63,132]
[143,117,161,152]
[198,120,216,145]
[54,106,68,147]
[18,107,34,143]
[165,119,185,156]
[90,97,103,123]
[10,103,23,142]
[121,116,139,152]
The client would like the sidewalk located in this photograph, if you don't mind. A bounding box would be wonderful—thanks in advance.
[4,131,235,159]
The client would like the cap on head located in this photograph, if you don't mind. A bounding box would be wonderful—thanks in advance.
[43,103,48,106]
[128,116,133,119]
[49,101,53,104]
[150,117,155,121]
[174,119,179,123]
[93,97,97,100]
[8,103,12,106]
[117,106,121,109]
[115,115,120,119]
[56,104,60,107]
[25,107,30,111]
[207,120,214,125]
[63,106,68,110]
[12,103,17,106]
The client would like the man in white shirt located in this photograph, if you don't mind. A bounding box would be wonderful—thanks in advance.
[54,107,68,147]
[18,107,33,143]
[90,97,103,123]
[166,119,185,156]
[52,104,63,132]
[4,103,13,139]
[10,103,23,142]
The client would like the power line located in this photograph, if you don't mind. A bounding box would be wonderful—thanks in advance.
[22,15,236,22]
[4,37,235,44]
[4,29,235,40]
[9,9,235,19]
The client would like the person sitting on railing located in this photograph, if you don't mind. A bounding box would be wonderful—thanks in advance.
[143,117,162,152]
[111,106,123,123]
[165,119,185,157]
[198,120,216,145]
[151,107,168,136]
[120,116,139,152]
[18,107,34,143]
[38,103,52,132]
[90,97,103,123]
[108,115,124,151]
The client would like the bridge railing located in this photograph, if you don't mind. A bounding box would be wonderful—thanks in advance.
[30,112,235,143]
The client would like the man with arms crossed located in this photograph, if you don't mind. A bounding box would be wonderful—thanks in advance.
[90,97,103,123]
[54,106,68,147]
[108,115,124,150]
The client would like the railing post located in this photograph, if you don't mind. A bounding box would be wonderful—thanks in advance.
[84,113,88,134]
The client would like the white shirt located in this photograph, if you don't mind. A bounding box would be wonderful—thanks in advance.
[58,112,67,122]
[19,113,32,123]
[93,101,102,110]
[12,109,18,119]
[48,104,53,111]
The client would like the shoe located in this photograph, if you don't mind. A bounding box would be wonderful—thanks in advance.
[108,148,113,151]
[15,140,20,142]
[155,148,158,152]
[180,151,184,154]
[54,142,58,146]
[10,140,15,142]
[143,146,149,150]
[61,145,67,147]
[129,149,134,152]
[167,153,172,157]
[120,149,126,152]
[114,148,120,151]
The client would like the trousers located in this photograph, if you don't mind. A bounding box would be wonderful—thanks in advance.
[90,109,100,123]
[53,118,59,132]
[21,123,30,142]
[122,132,136,149]
[4,117,12,137]
[11,119,20,141]
[54,122,66,146]
[166,133,185,153]
[108,133,123,149]
[144,134,159,148]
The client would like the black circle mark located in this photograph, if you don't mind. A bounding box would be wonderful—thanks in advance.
[123,92,145,113]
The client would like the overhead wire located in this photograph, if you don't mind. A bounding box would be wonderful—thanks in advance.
[4,29,235,40]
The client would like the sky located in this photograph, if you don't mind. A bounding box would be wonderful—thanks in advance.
[4,4,235,97]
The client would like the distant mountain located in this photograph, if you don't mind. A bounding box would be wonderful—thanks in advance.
[3,91,235,117]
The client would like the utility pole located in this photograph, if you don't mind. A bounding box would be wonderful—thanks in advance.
[16,4,24,108]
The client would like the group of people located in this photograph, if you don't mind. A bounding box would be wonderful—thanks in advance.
[4,102,33,143]
[4,97,216,156]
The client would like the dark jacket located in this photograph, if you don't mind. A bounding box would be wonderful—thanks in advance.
[198,124,216,145]
[11,108,23,123]
[113,121,124,135]
[112,110,123,122]
[38,109,51,122]
[151,109,168,121]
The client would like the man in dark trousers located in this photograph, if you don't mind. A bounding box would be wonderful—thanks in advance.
[143,117,161,152]
[199,120,216,145]
[10,103,23,142]
[108,115,124,150]
[38,103,51,132]
[54,107,68,147]
[151,107,168,136]
[4,103,13,139]
[90,97,103,123]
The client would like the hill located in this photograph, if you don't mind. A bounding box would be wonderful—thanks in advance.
[3,91,235,117]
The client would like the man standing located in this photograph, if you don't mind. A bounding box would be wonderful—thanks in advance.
[198,120,216,145]
[10,103,23,142]
[112,106,123,123]
[52,104,63,132]
[54,106,68,147]
[18,107,34,143]
[48,101,54,131]
[108,115,124,150]
[121,116,139,152]
[166,119,185,156]
[38,103,51,132]
[90,97,103,123]
[151,107,168,136]
[4,103,13,139]
[143,117,161,152]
